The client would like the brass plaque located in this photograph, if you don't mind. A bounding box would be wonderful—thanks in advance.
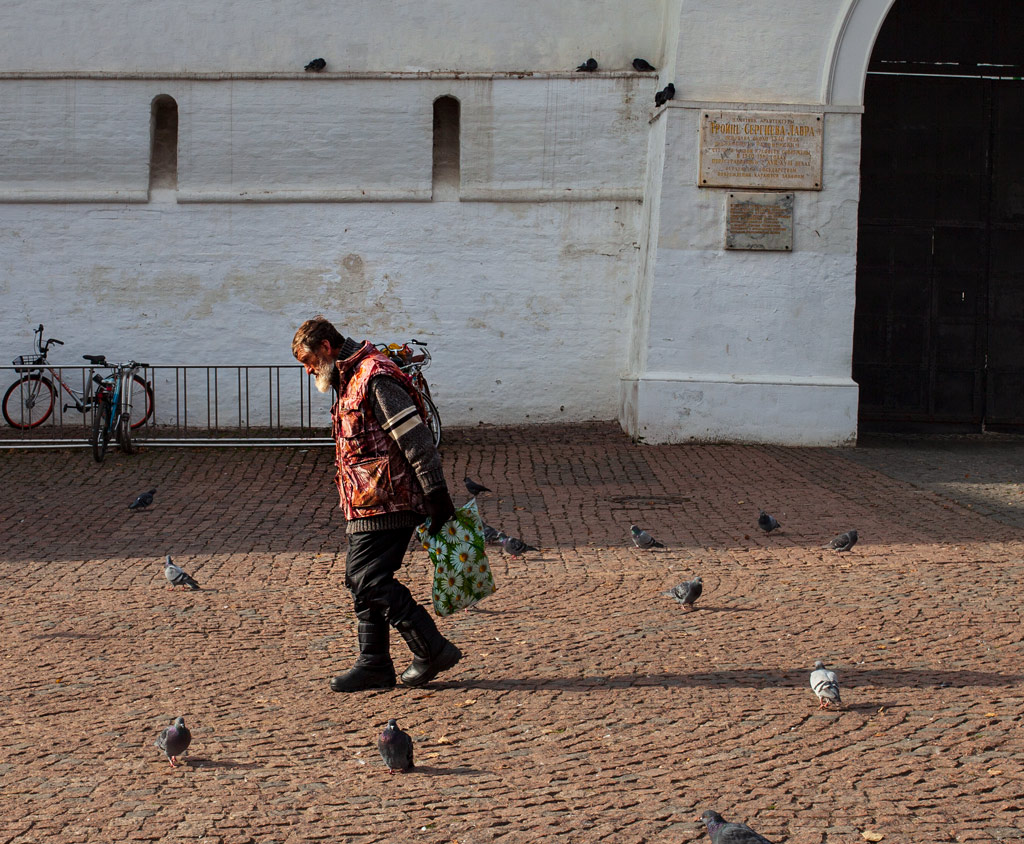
[699,110,823,190]
[725,192,793,251]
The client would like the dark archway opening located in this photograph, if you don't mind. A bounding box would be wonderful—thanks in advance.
[854,0,1024,431]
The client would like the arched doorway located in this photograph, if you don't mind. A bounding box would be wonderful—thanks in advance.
[853,0,1024,431]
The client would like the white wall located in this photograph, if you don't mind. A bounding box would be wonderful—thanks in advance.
[0,0,885,443]
[620,1,869,444]
[0,0,667,73]
[0,199,644,426]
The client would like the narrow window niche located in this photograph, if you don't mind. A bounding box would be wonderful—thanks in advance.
[149,94,178,198]
[432,95,460,201]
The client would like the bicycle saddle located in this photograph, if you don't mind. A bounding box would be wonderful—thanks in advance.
[82,354,107,365]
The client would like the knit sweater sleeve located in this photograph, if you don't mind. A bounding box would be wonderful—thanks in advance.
[368,375,447,494]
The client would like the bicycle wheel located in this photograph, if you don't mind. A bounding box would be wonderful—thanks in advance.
[420,391,442,449]
[127,374,154,429]
[117,409,134,454]
[91,396,112,463]
[2,374,56,429]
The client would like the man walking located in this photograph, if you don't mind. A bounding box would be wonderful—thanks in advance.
[292,316,462,692]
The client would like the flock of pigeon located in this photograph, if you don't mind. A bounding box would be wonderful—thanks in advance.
[138,476,541,777]
[626,510,856,839]
[131,477,853,839]
[577,56,676,107]
[304,55,675,109]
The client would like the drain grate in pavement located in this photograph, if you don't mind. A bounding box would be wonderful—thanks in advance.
[607,494,692,506]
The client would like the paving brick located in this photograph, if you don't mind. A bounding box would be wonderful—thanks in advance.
[1,424,1023,842]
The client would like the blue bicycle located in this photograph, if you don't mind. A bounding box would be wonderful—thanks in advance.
[91,359,150,462]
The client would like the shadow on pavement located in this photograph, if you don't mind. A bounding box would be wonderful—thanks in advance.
[436,668,1023,692]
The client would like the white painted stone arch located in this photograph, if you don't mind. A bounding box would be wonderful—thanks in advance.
[824,0,897,105]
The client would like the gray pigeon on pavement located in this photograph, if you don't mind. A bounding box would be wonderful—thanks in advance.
[757,510,780,533]
[630,525,664,549]
[810,660,842,710]
[699,810,775,843]
[498,532,537,557]
[632,58,656,72]
[664,576,702,611]
[304,58,327,72]
[464,476,491,496]
[163,555,200,590]
[576,57,598,72]
[378,718,414,773]
[825,530,858,552]
[129,489,156,510]
[155,716,192,767]
[482,522,501,545]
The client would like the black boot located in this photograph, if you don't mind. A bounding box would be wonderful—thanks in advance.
[395,605,462,687]
[330,620,397,692]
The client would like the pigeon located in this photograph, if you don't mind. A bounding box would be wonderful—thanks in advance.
[464,476,491,496]
[482,522,501,545]
[576,57,598,72]
[810,660,842,710]
[163,555,200,590]
[129,489,156,510]
[825,529,858,552]
[304,58,327,72]
[630,524,664,549]
[654,83,676,107]
[632,58,656,72]
[757,510,781,533]
[699,810,775,843]
[498,532,537,557]
[664,576,702,611]
[155,716,192,767]
[378,718,414,773]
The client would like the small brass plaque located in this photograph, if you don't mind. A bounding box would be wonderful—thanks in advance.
[725,192,794,251]
[700,110,823,190]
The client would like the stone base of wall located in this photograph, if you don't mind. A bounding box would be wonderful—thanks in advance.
[619,374,858,446]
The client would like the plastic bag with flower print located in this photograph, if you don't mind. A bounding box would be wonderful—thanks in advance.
[416,498,496,617]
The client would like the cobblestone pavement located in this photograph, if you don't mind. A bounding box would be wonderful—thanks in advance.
[835,432,1024,532]
[1,424,1022,844]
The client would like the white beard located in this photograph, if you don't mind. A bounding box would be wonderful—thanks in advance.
[313,358,336,394]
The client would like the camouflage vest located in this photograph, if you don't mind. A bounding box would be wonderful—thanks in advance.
[331,341,427,521]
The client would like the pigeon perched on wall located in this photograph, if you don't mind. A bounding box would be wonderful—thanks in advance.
[699,810,775,843]
[810,660,842,710]
[576,58,598,72]
[632,58,656,72]
[758,510,781,533]
[129,489,156,510]
[155,716,192,767]
[630,525,664,549]
[825,530,858,552]
[163,555,200,590]
[464,476,491,496]
[482,522,501,545]
[664,576,702,611]
[654,83,676,107]
[378,719,414,773]
[304,58,327,72]
[498,533,537,557]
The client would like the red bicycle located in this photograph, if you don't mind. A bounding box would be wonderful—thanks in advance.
[3,324,154,430]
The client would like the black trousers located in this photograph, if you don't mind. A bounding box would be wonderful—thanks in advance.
[345,526,420,628]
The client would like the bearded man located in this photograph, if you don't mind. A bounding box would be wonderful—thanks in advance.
[292,315,461,692]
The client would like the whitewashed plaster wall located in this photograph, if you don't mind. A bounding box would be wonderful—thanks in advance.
[621,0,876,444]
[0,0,891,442]
[0,73,652,427]
[0,0,666,73]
